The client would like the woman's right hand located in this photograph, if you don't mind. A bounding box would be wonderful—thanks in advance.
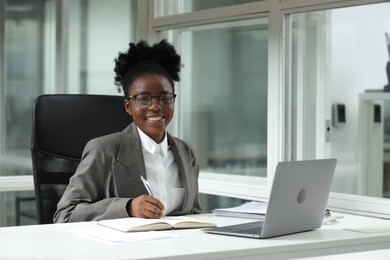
[127,195,165,218]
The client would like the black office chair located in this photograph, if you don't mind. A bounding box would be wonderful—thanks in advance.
[31,94,132,224]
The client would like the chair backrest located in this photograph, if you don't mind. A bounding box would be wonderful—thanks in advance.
[31,94,132,224]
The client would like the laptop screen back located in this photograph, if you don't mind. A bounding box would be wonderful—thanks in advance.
[261,158,337,238]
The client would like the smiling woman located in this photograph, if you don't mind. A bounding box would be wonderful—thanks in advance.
[53,40,203,223]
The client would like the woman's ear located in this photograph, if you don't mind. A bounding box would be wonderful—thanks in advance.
[124,99,132,115]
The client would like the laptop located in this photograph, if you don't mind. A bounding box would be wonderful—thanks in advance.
[203,158,337,239]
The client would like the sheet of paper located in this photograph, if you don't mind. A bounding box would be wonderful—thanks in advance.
[67,225,181,245]
[212,201,267,219]
[343,226,390,234]
[213,201,267,214]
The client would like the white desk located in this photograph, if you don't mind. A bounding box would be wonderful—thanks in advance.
[302,248,390,260]
[1,213,390,259]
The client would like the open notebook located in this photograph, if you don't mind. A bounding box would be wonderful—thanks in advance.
[204,159,337,239]
[98,216,216,232]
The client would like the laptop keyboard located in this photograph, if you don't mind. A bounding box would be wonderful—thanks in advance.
[236,226,263,234]
[235,221,263,234]
[218,221,264,234]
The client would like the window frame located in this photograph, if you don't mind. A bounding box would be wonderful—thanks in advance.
[280,0,390,217]
[149,1,277,203]
[2,0,390,219]
[148,0,390,218]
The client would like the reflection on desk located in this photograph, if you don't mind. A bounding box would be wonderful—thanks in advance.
[1,213,390,260]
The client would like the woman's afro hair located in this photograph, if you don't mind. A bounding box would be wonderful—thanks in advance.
[114,39,181,94]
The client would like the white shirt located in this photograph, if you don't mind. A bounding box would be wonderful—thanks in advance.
[137,127,184,214]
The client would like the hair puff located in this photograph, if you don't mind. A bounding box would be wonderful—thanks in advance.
[114,39,181,95]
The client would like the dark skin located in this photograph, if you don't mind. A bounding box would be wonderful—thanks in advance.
[124,73,175,218]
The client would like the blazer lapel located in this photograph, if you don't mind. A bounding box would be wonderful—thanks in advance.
[116,123,145,173]
[168,134,196,214]
[113,123,148,196]
[112,124,196,212]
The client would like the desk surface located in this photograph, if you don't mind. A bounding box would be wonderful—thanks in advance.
[1,213,390,260]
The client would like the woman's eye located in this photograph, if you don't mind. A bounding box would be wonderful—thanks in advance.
[138,97,150,102]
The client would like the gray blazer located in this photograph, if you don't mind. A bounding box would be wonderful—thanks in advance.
[53,123,202,223]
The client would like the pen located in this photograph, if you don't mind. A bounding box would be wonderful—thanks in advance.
[140,175,165,218]
[140,175,154,196]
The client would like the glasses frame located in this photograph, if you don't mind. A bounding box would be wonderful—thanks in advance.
[127,93,177,109]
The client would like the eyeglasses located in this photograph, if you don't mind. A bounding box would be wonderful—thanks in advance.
[127,93,176,109]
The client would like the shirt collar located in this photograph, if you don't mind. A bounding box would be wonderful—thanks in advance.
[137,127,168,157]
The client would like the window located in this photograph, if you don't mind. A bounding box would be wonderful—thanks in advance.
[158,18,268,177]
[287,2,390,215]
[153,0,390,217]
[151,1,272,207]
[155,0,259,17]
[0,1,55,225]
[67,0,137,94]
[3,0,390,226]
[1,0,53,172]
[0,0,137,227]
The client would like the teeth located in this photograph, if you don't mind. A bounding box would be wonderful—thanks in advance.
[147,116,163,121]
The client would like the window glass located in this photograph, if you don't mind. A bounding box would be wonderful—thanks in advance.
[67,0,136,95]
[1,0,54,168]
[155,0,259,17]
[288,2,390,198]
[0,0,55,176]
[0,0,55,228]
[0,0,137,227]
[158,17,268,177]
[199,193,249,213]
[0,190,36,227]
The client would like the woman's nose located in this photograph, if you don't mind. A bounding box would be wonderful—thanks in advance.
[148,97,162,109]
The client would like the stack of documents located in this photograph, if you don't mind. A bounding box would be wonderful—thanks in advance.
[212,201,267,220]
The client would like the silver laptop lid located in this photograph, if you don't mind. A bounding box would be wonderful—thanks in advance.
[261,158,337,238]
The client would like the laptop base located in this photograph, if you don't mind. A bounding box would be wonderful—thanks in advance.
[204,221,263,239]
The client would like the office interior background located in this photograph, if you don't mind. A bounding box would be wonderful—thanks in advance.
[0,0,390,227]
